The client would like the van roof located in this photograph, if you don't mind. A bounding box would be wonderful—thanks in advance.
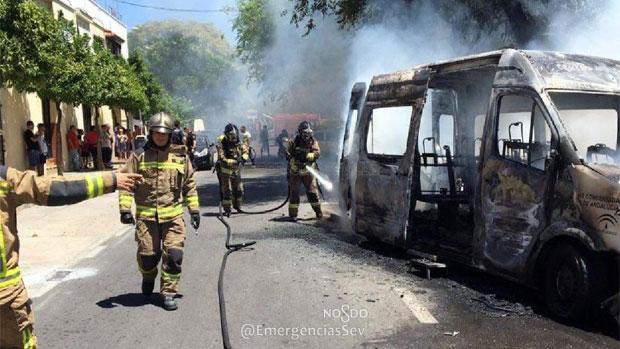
[371,49,620,94]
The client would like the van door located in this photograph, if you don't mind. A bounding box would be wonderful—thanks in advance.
[354,68,430,246]
[479,89,558,276]
[339,82,366,216]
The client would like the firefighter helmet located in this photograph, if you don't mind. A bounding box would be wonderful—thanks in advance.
[298,121,312,141]
[224,123,239,143]
[148,113,174,134]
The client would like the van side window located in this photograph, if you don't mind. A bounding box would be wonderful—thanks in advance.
[366,106,412,156]
[497,95,552,170]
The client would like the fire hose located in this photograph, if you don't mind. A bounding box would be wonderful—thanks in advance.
[216,202,256,349]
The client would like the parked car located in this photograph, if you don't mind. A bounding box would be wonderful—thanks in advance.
[339,49,620,323]
[193,135,216,171]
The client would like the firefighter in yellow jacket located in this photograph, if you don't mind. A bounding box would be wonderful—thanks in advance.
[216,123,249,216]
[119,113,200,311]
[287,121,322,221]
[0,167,142,349]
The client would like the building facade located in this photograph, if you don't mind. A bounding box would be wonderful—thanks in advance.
[0,0,130,171]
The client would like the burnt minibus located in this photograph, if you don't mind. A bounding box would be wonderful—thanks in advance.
[339,49,620,321]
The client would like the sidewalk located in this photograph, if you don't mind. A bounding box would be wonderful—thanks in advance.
[18,191,132,298]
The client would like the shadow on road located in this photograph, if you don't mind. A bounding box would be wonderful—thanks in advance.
[96,293,184,309]
[196,171,289,208]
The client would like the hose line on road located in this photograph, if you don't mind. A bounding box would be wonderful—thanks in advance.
[216,203,256,349]
[237,191,289,215]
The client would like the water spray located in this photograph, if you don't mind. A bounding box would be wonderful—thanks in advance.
[305,165,334,192]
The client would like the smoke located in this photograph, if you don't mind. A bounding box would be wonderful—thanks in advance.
[249,0,615,203]
[256,0,612,124]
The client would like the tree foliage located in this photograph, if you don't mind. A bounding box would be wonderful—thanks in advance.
[128,20,239,119]
[286,0,596,46]
[233,0,274,81]
[0,0,151,172]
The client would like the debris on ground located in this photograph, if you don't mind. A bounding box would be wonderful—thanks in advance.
[443,331,459,337]
[470,294,533,317]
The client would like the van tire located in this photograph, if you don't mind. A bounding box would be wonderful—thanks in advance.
[544,243,601,321]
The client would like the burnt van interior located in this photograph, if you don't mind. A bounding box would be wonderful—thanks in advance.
[408,63,498,255]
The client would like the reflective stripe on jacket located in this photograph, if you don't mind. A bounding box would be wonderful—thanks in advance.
[287,136,321,176]
[0,166,116,304]
[119,144,199,222]
[216,134,249,175]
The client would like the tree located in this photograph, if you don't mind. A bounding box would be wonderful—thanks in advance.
[1,0,78,175]
[285,0,597,47]
[233,0,274,82]
[128,52,165,117]
[80,38,132,170]
[129,20,238,121]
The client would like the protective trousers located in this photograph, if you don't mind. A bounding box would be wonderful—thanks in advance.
[288,173,322,217]
[218,169,244,211]
[135,216,185,296]
[0,286,37,349]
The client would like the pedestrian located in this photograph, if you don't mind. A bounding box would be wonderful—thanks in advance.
[119,113,200,311]
[260,125,270,157]
[287,121,322,221]
[36,124,48,176]
[23,121,40,173]
[171,119,185,145]
[216,123,249,216]
[0,167,142,349]
[85,126,99,167]
[239,125,251,148]
[126,128,134,153]
[118,128,128,160]
[100,124,113,169]
[77,129,89,169]
[113,125,120,159]
[66,125,81,172]
[186,128,196,161]
[276,129,289,161]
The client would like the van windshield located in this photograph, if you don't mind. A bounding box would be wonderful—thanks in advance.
[549,92,620,165]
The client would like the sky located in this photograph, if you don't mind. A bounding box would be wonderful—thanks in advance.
[96,0,239,43]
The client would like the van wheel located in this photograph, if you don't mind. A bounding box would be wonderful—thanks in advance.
[544,244,601,321]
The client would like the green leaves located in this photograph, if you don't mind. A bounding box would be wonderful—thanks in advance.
[233,0,274,81]
[128,20,238,120]
[0,0,149,113]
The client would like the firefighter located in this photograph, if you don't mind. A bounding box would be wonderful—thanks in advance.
[0,167,142,348]
[118,113,200,311]
[216,124,249,216]
[287,121,322,221]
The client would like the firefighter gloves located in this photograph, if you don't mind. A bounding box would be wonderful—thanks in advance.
[121,212,136,225]
[306,153,315,162]
[191,212,200,229]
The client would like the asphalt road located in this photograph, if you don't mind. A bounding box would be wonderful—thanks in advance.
[33,166,620,348]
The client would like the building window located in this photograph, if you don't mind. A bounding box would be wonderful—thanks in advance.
[106,38,122,56]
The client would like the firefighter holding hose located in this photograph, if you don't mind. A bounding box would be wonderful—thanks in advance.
[118,113,200,311]
[216,124,249,216]
[287,121,322,221]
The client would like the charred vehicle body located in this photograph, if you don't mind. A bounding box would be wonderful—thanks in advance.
[339,49,620,321]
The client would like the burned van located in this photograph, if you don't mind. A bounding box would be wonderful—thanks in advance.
[339,49,620,321]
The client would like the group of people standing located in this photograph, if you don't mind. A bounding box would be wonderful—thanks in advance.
[23,121,49,176]
[24,120,146,176]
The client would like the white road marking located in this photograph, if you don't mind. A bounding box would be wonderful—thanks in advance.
[393,287,439,324]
